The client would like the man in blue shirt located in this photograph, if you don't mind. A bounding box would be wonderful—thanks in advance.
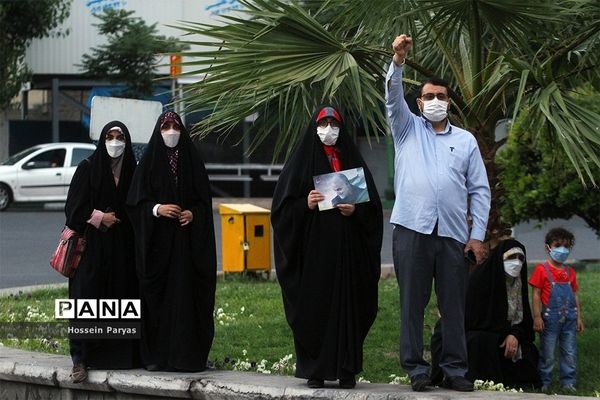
[385,34,491,392]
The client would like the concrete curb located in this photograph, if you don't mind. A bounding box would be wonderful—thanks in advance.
[0,283,68,298]
[0,266,396,299]
[0,347,592,399]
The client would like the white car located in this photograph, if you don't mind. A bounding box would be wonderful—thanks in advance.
[0,142,96,211]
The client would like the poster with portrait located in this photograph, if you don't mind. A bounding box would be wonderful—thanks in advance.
[313,167,370,211]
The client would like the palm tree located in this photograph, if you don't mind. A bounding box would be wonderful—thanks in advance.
[176,0,600,240]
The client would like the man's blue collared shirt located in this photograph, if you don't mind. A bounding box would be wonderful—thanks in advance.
[385,62,491,244]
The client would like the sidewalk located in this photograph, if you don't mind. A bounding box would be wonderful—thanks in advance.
[0,346,592,400]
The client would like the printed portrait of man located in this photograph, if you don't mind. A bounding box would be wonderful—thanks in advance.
[330,173,369,207]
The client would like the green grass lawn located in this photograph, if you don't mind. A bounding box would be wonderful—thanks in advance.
[0,270,598,396]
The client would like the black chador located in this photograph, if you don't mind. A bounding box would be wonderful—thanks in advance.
[431,239,541,389]
[126,111,216,372]
[463,239,541,388]
[271,105,383,383]
[66,120,139,369]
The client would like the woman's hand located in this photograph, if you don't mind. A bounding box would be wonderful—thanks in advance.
[336,203,355,216]
[500,334,519,359]
[158,204,182,219]
[101,211,120,228]
[307,190,325,210]
[179,210,193,226]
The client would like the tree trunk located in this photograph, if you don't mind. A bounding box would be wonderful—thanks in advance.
[485,158,512,241]
[474,125,512,244]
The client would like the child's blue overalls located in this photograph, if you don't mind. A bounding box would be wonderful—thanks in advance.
[538,262,577,388]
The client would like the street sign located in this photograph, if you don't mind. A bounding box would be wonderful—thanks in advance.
[90,96,163,143]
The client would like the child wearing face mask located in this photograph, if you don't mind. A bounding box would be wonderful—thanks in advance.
[528,227,584,393]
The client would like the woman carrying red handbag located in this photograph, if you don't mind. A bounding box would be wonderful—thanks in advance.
[64,121,139,382]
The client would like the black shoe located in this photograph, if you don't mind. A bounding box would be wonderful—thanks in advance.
[339,377,356,389]
[410,374,431,392]
[443,376,474,392]
[307,378,324,388]
[70,363,87,383]
[145,364,161,371]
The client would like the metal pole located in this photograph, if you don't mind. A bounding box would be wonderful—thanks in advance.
[52,78,60,142]
[171,78,176,111]
[20,89,28,120]
[242,121,250,198]
[178,83,184,124]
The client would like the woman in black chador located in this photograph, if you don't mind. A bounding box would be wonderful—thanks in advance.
[126,111,216,372]
[271,105,383,389]
[65,121,139,383]
[431,238,541,389]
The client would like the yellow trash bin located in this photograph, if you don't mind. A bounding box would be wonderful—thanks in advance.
[218,203,271,273]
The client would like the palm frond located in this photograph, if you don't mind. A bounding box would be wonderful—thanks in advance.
[174,0,600,183]
[522,83,600,185]
[176,0,389,159]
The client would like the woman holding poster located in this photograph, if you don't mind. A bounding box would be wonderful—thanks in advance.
[271,105,383,389]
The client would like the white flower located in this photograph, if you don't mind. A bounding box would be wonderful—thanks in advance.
[257,359,271,374]
[388,374,410,385]
[233,359,252,371]
[270,354,295,374]
[473,379,519,392]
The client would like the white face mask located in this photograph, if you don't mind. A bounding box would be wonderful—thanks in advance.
[503,259,523,278]
[161,129,181,148]
[421,98,449,122]
[106,140,125,158]
[316,125,339,146]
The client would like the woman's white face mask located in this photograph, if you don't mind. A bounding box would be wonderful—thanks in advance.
[317,125,339,145]
[161,129,181,148]
[503,259,523,278]
[106,139,126,158]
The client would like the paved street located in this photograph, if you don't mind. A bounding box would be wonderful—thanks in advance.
[0,208,66,289]
[0,205,230,289]
[0,202,597,289]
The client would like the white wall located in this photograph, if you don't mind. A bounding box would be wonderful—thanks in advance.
[24,0,242,76]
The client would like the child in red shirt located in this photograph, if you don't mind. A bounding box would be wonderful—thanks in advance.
[528,228,584,393]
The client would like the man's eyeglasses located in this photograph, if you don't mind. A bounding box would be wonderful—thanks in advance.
[317,119,341,128]
[420,93,449,101]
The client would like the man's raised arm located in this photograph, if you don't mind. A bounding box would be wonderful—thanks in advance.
[385,34,415,144]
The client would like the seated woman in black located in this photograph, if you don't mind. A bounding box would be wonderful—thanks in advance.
[431,238,541,389]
